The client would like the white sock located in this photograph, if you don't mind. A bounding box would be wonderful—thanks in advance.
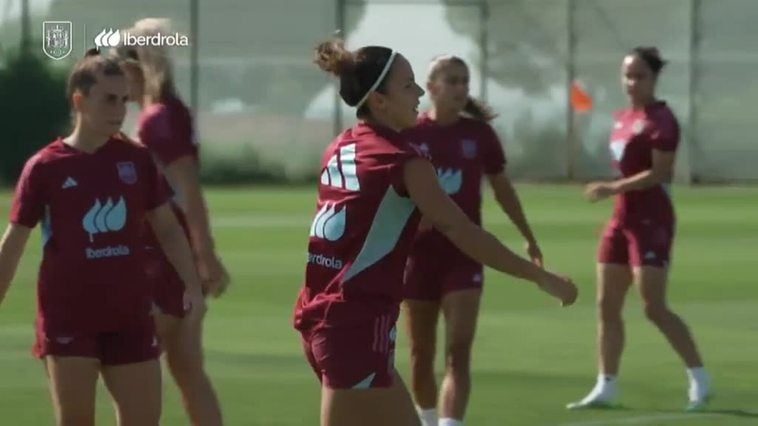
[582,373,617,402]
[439,418,463,426]
[417,408,437,426]
[686,367,710,400]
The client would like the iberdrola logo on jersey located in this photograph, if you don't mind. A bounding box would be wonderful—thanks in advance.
[82,197,127,242]
[82,197,130,260]
[437,168,462,195]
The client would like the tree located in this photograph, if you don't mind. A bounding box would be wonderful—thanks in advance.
[0,48,69,184]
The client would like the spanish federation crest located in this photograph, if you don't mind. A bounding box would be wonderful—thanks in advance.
[42,21,73,60]
[117,162,137,185]
[461,139,478,159]
[631,119,646,135]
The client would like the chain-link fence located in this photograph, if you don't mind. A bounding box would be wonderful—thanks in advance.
[1,0,756,182]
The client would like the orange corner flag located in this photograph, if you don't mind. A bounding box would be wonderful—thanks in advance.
[571,80,593,113]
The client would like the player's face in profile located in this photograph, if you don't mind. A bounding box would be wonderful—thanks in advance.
[77,72,128,136]
[121,62,145,103]
[376,55,424,130]
[429,62,469,112]
[621,55,656,105]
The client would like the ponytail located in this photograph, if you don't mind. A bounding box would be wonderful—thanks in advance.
[462,96,497,122]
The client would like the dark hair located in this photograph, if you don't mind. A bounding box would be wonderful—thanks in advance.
[629,46,667,75]
[114,45,139,63]
[314,38,395,118]
[428,55,497,122]
[67,48,124,101]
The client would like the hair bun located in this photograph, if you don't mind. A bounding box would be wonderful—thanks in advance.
[314,38,355,77]
[645,47,661,58]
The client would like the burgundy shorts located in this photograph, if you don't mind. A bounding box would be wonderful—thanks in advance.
[597,219,675,267]
[144,247,188,318]
[301,313,397,389]
[404,252,483,301]
[33,321,159,366]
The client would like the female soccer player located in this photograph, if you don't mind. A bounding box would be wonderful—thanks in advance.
[294,39,578,426]
[114,18,228,426]
[567,47,710,412]
[402,55,543,426]
[0,49,204,426]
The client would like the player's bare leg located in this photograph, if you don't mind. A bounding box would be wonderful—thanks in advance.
[635,266,710,410]
[155,312,181,341]
[158,311,223,426]
[45,356,99,426]
[101,359,162,426]
[321,369,420,426]
[438,289,480,424]
[403,299,440,425]
[567,263,632,409]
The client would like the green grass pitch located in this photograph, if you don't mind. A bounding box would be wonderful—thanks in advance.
[0,184,756,425]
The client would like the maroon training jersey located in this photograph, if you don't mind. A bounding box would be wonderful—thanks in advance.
[609,101,679,223]
[10,136,170,334]
[404,113,506,225]
[402,113,506,255]
[294,122,424,331]
[137,95,198,245]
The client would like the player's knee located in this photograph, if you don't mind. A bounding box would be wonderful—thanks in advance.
[410,340,435,367]
[598,299,623,323]
[171,363,209,388]
[167,352,207,385]
[445,341,473,375]
[643,303,670,323]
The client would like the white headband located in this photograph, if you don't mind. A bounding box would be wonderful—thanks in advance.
[355,50,397,109]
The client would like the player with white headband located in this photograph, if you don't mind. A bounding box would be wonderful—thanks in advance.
[294,38,578,426]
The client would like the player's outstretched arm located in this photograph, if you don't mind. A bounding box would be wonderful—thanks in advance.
[404,158,577,306]
[0,224,32,306]
[147,203,206,317]
[586,150,675,202]
[163,156,230,298]
[487,172,543,266]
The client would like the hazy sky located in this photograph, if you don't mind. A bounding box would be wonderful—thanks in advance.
[305,1,565,132]
[0,0,52,23]
[307,2,484,120]
[2,0,565,131]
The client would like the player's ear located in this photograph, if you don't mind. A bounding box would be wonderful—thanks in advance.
[367,91,388,113]
[426,80,434,94]
[71,90,85,110]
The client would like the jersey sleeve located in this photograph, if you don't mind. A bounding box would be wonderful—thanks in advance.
[390,143,430,198]
[9,154,46,228]
[480,124,507,175]
[140,149,173,210]
[138,106,196,166]
[648,111,679,152]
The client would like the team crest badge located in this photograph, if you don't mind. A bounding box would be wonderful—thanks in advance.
[411,142,429,155]
[461,139,477,159]
[632,119,646,135]
[42,21,73,60]
[117,162,137,185]
[409,142,431,160]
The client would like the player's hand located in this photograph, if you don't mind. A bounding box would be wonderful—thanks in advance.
[526,241,543,267]
[184,285,207,321]
[197,251,231,298]
[584,182,616,203]
[536,271,578,307]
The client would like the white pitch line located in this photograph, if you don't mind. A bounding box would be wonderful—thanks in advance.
[558,410,757,426]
